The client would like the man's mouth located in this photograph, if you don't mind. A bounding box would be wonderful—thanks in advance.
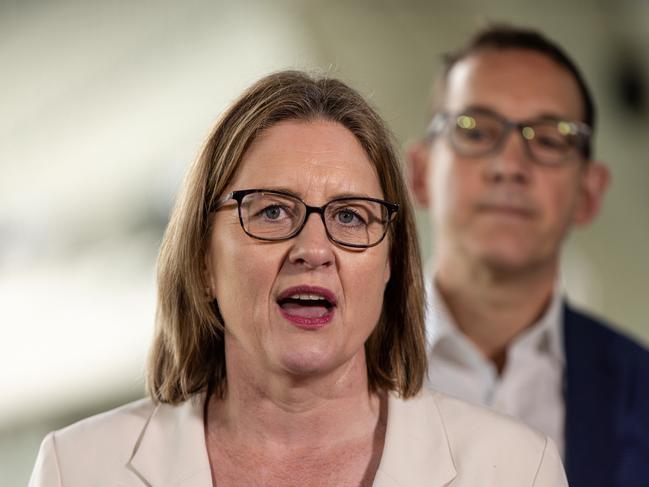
[475,194,538,219]
[477,203,535,218]
[276,286,337,328]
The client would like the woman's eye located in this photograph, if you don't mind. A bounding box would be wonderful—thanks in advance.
[261,205,285,220]
[336,209,364,225]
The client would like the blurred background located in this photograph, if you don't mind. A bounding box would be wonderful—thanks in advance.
[2,0,648,483]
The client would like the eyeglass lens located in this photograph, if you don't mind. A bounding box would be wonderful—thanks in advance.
[239,192,390,247]
[449,112,583,164]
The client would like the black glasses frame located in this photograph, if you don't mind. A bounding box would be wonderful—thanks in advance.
[213,189,399,249]
[427,108,592,165]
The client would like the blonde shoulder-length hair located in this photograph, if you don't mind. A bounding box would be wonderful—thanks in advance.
[147,70,426,403]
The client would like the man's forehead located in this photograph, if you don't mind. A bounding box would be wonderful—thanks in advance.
[440,48,584,122]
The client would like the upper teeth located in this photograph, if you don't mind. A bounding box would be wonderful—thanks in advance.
[290,293,326,301]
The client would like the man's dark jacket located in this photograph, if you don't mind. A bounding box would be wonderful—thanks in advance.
[564,303,649,487]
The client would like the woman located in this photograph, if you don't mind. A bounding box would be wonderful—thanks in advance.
[30,71,566,486]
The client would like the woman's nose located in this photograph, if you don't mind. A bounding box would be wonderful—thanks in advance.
[287,213,335,269]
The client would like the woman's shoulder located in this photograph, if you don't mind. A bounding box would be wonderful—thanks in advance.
[428,389,548,446]
[391,389,548,443]
[29,398,157,486]
[29,395,208,487]
[378,389,566,486]
[50,397,156,450]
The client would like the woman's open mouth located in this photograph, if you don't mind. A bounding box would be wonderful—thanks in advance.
[276,286,337,328]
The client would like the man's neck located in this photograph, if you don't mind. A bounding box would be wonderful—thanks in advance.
[435,255,558,372]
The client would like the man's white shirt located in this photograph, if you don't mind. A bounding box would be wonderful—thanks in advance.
[425,279,566,457]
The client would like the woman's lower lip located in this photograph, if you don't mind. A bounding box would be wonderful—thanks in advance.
[278,306,334,329]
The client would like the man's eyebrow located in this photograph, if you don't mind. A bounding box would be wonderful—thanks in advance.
[459,103,497,114]
[527,112,577,123]
[459,104,576,122]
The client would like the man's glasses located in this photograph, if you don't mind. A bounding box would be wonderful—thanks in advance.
[213,189,399,248]
[427,108,592,166]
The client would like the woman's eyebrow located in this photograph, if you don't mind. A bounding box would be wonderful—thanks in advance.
[254,186,301,198]
[254,187,378,200]
[329,192,376,199]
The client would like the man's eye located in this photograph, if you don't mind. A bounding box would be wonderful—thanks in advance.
[457,127,492,142]
[536,135,568,149]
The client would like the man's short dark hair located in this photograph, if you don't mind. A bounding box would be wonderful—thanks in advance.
[438,25,595,158]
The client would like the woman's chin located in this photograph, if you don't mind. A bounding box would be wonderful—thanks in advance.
[273,348,340,378]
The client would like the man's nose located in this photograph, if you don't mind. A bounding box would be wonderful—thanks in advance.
[483,129,532,184]
[287,213,335,269]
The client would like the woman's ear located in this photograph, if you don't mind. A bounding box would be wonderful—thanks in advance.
[383,257,391,285]
[405,140,431,208]
[573,161,611,226]
[204,250,216,299]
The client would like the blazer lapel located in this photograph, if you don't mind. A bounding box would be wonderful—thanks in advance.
[563,304,615,486]
[374,392,456,487]
[127,393,212,487]
[124,391,456,486]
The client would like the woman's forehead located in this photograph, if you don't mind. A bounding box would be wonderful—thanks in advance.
[228,120,383,199]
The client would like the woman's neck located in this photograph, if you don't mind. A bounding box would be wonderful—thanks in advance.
[205,345,382,450]
[204,347,387,486]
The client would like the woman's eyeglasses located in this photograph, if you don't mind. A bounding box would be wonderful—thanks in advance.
[427,108,592,165]
[212,189,399,249]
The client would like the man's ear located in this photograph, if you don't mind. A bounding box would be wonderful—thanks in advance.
[573,161,611,226]
[406,139,431,208]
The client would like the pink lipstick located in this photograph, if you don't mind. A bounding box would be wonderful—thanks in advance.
[276,285,337,329]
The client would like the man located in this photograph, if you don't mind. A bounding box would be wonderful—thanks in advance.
[407,25,649,487]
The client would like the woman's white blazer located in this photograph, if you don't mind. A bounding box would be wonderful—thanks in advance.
[30,389,567,486]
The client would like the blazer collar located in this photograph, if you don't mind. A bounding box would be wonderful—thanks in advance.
[374,391,457,487]
[128,393,212,487]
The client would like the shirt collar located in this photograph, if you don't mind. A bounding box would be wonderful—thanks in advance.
[425,277,565,366]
